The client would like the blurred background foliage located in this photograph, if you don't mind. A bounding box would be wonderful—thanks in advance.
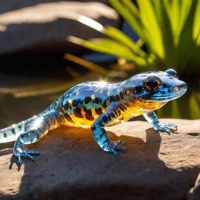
[70,0,200,75]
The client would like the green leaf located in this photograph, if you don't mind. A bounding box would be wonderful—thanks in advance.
[70,0,200,74]
[103,26,147,57]
[136,0,164,58]
[193,0,200,41]
[81,38,149,66]
[189,90,200,119]
[159,1,175,66]
[177,0,198,69]
[109,0,143,37]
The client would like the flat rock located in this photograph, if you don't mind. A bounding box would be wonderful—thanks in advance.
[0,2,119,55]
[0,119,200,200]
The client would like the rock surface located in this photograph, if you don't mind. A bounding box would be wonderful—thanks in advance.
[0,2,119,55]
[0,119,200,200]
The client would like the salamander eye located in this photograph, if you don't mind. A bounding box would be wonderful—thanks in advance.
[165,69,179,78]
[144,79,160,91]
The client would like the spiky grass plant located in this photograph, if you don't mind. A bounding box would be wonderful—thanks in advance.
[68,0,200,75]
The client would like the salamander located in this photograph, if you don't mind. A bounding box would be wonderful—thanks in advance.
[0,69,187,163]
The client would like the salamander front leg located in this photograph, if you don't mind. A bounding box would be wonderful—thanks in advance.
[143,111,177,134]
[91,103,128,156]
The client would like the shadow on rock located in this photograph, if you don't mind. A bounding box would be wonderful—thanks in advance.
[187,133,200,137]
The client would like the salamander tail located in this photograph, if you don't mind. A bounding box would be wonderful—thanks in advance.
[0,120,28,143]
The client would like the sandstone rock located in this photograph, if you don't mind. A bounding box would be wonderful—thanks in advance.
[0,119,200,200]
[0,2,119,55]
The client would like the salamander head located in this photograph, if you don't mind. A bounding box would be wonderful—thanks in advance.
[127,69,187,102]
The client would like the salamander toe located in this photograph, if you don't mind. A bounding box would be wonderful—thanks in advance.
[102,140,128,156]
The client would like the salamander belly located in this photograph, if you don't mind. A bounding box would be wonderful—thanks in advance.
[70,108,97,127]
[63,108,135,128]
[63,108,124,128]
[62,107,102,128]
[62,99,167,128]
[63,114,124,128]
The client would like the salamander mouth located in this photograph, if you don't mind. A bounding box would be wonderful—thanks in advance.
[140,92,185,102]
[151,95,180,101]
[150,91,186,101]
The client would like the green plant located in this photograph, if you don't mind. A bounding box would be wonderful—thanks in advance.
[68,0,200,75]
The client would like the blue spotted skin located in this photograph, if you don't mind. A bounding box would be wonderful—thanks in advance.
[0,69,187,162]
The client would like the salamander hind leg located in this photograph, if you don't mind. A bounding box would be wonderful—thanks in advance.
[91,102,128,156]
[14,111,60,163]
[14,130,41,163]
